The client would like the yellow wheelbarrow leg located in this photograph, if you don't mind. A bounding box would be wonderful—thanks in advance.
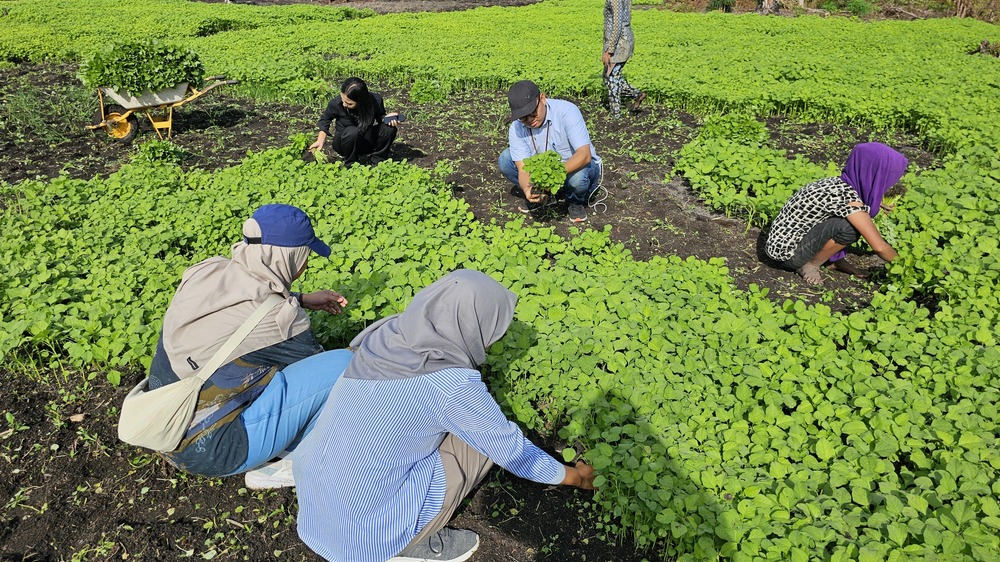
[144,107,175,139]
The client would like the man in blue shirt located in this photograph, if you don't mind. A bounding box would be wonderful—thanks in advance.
[498,80,602,223]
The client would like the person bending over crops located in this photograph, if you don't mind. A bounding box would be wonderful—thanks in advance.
[293,269,596,562]
[147,204,351,489]
[765,142,908,285]
[602,0,646,117]
[309,77,402,166]
[499,80,603,223]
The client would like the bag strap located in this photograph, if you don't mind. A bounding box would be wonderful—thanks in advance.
[192,293,286,384]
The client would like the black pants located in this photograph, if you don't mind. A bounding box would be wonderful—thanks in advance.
[782,217,860,270]
[331,123,397,165]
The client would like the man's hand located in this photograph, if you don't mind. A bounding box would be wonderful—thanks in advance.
[523,185,544,203]
[880,202,896,213]
[301,290,348,314]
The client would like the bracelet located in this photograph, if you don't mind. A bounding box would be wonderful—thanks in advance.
[291,291,304,306]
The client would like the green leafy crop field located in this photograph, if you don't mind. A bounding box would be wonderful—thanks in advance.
[2,1,999,560]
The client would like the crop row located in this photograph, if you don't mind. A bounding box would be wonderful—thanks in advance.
[1,0,998,152]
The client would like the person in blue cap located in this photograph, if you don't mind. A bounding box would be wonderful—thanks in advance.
[145,204,352,489]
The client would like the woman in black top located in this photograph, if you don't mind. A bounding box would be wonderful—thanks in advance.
[309,77,402,166]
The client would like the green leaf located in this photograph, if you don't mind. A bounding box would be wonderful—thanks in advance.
[561,447,577,463]
[888,522,908,546]
[842,420,868,435]
[815,438,836,460]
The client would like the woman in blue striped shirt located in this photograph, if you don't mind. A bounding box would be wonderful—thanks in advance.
[293,269,596,562]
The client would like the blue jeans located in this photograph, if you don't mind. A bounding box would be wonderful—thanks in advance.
[499,148,601,205]
[230,348,353,473]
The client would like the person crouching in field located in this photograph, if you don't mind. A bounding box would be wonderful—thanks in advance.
[293,269,596,562]
[765,142,908,285]
[499,80,603,223]
[147,204,352,489]
[310,77,402,167]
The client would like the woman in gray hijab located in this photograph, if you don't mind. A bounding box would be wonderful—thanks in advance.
[145,204,352,489]
[293,269,596,562]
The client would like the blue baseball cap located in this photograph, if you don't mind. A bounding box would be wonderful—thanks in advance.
[245,204,331,257]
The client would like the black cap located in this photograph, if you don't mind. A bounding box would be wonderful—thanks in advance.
[507,80,540,120]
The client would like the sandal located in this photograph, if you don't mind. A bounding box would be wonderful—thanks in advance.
[630,92,647,113]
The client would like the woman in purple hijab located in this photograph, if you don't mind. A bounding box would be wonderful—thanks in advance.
[764,143,908,285]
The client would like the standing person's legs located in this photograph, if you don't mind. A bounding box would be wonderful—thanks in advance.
[604,63,624,116]
[604,63,643,116]
[406,434,494,546]
[231,348,353,474]
[498,148,520,186]
[369,123,398,164]
[616,62,644,111]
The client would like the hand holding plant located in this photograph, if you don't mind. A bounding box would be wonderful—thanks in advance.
[564,461,597,490]
[302,290,348,314]
[522,150,565,195]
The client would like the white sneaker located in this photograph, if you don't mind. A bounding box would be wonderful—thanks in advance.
[244,457,295,489]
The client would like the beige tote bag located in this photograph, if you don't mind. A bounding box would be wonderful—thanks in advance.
[118,294,284,452]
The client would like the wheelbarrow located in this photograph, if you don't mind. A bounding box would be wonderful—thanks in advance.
[87,75,239,143]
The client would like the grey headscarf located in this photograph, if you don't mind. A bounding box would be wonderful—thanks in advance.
[343,269,516,380]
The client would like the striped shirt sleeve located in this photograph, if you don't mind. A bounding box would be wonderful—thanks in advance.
[434,371,566,486]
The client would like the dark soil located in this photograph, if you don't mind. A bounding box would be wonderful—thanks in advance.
[0,366,639,562]
[0,57,937,562]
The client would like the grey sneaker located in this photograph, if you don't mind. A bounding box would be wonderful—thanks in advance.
[389,528,480,562]
[244,458,295,490]
[568,203,587,223]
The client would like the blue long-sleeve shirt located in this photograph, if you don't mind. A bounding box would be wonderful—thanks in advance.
[293,367,566,562]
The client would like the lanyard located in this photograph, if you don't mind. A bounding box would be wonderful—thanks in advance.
[529,120,551,155]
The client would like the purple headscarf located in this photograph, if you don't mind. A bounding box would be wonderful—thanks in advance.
[829,142,908,263]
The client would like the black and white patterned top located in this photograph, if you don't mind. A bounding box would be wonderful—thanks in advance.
[765,177,868,261]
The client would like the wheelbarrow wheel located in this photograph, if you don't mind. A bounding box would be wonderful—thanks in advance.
[92,104,138,143]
